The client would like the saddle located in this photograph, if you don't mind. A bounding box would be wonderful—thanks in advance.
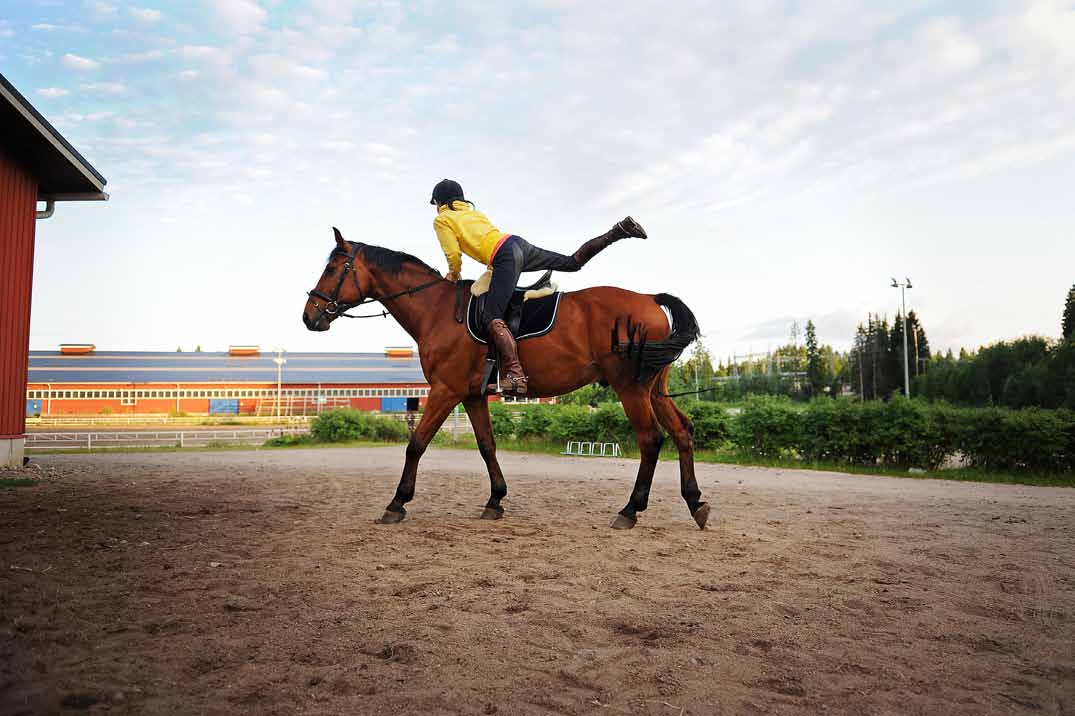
[464,270,563,343]
[455,271,563,395]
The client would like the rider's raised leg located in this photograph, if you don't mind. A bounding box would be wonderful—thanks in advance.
[572,216,648,268]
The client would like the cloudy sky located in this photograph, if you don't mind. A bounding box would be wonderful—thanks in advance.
[4,0,1073,361]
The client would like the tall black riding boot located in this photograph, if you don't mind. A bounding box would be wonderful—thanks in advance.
[572,216,648,268]
[488,319,528,395]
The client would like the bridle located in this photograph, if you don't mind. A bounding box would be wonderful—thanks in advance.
[306,241,365,325]
[306,242,445,325]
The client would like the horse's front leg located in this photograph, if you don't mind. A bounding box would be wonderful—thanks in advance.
[462,397,508,520]
[377,387,459,524]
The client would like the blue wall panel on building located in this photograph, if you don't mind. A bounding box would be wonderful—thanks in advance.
[380,397,407,412]
[26,400,42,417]
[208,399,239,414]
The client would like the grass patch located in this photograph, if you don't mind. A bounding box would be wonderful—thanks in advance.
[430,435,1074,488]
[692,448,1075,488]
[261,437,405,450]
[0,478,37,488]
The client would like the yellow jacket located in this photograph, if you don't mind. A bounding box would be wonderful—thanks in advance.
[433,201,508,274]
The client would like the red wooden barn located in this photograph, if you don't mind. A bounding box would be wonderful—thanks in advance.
[1,72,108,467]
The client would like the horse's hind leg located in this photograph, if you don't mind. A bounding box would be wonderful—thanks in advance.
[611,385,665,530]
[651,378,710,530]
[462,397,508,520]
[377,388,458,524]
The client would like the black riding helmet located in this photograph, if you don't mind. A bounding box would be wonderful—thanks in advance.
[430,178,465,206]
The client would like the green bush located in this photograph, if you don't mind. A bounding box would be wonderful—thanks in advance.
[547,405,595,443]
[488,401,516,437]
[729,396,800,457]
[922,402,965,470]
[680,401,729,449]
[878,398,936,468]
[957,407,1072,472]
[591,403,633,444]
[370,416,410,442]
[310,409,408,443]
[516,404,554,438]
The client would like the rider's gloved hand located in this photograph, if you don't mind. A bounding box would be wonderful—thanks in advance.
[446,271,462,282]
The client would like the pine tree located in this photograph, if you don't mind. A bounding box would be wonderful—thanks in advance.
[907,311,930,376]
[805,320,825,396]
[1063,284,1075,341]
[850,323,868,399]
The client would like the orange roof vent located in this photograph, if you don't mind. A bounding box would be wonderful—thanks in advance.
[60,344,95,355]
[384,346,414,358]
[229,345,260,356]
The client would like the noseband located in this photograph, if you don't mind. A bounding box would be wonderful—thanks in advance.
[307,242,364,326]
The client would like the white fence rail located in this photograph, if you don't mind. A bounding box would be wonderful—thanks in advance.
[25,427,309,451]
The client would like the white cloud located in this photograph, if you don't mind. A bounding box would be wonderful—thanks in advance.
[207,0,266,33]
[81,82,127,94]
[177,45,229,63]
[919,18,983,74]
[32,23,61,31]
[121,49,164,62]
[248,53,325,81]
[37,87,69,98]
[429,36,461,54]
[177,69,200,80]
[62,53,101,71]
[129,7,163,23]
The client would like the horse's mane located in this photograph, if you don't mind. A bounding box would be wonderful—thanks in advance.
[350,243,442,278]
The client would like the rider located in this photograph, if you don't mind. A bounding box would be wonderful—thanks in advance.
[430,178,647,395]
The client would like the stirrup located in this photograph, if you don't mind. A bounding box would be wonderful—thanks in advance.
[491,376,528,395]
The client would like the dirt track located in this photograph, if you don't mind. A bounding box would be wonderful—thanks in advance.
[1,447,1073,715]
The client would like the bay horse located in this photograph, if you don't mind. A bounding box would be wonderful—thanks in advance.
[302,228,710,530]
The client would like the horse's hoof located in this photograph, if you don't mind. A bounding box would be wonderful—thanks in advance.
[480,507,504,520]
[375,510,406,524]
[610,513,637,530]
[693,503,711,530]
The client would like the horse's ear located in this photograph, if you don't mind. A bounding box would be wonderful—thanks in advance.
[332,227,348,250]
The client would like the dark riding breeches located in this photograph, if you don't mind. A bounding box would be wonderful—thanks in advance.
[485,235,578,323]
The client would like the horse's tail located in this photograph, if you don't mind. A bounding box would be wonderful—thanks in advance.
[638,293,700,379]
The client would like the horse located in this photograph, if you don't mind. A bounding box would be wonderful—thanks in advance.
[302,228,710,530]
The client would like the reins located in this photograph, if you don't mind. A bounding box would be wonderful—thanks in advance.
[307,243,445,322]
[332,277,445,319]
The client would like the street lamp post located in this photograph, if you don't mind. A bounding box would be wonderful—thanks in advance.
[273,348,287,419]
[890,278,912,398]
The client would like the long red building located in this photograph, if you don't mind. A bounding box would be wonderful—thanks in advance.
[1,72,108,466]
[25,347,433,416]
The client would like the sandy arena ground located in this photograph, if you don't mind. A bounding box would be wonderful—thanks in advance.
[1,447,1073,715]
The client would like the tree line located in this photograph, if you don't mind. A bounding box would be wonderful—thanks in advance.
[560,283,1075,410]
